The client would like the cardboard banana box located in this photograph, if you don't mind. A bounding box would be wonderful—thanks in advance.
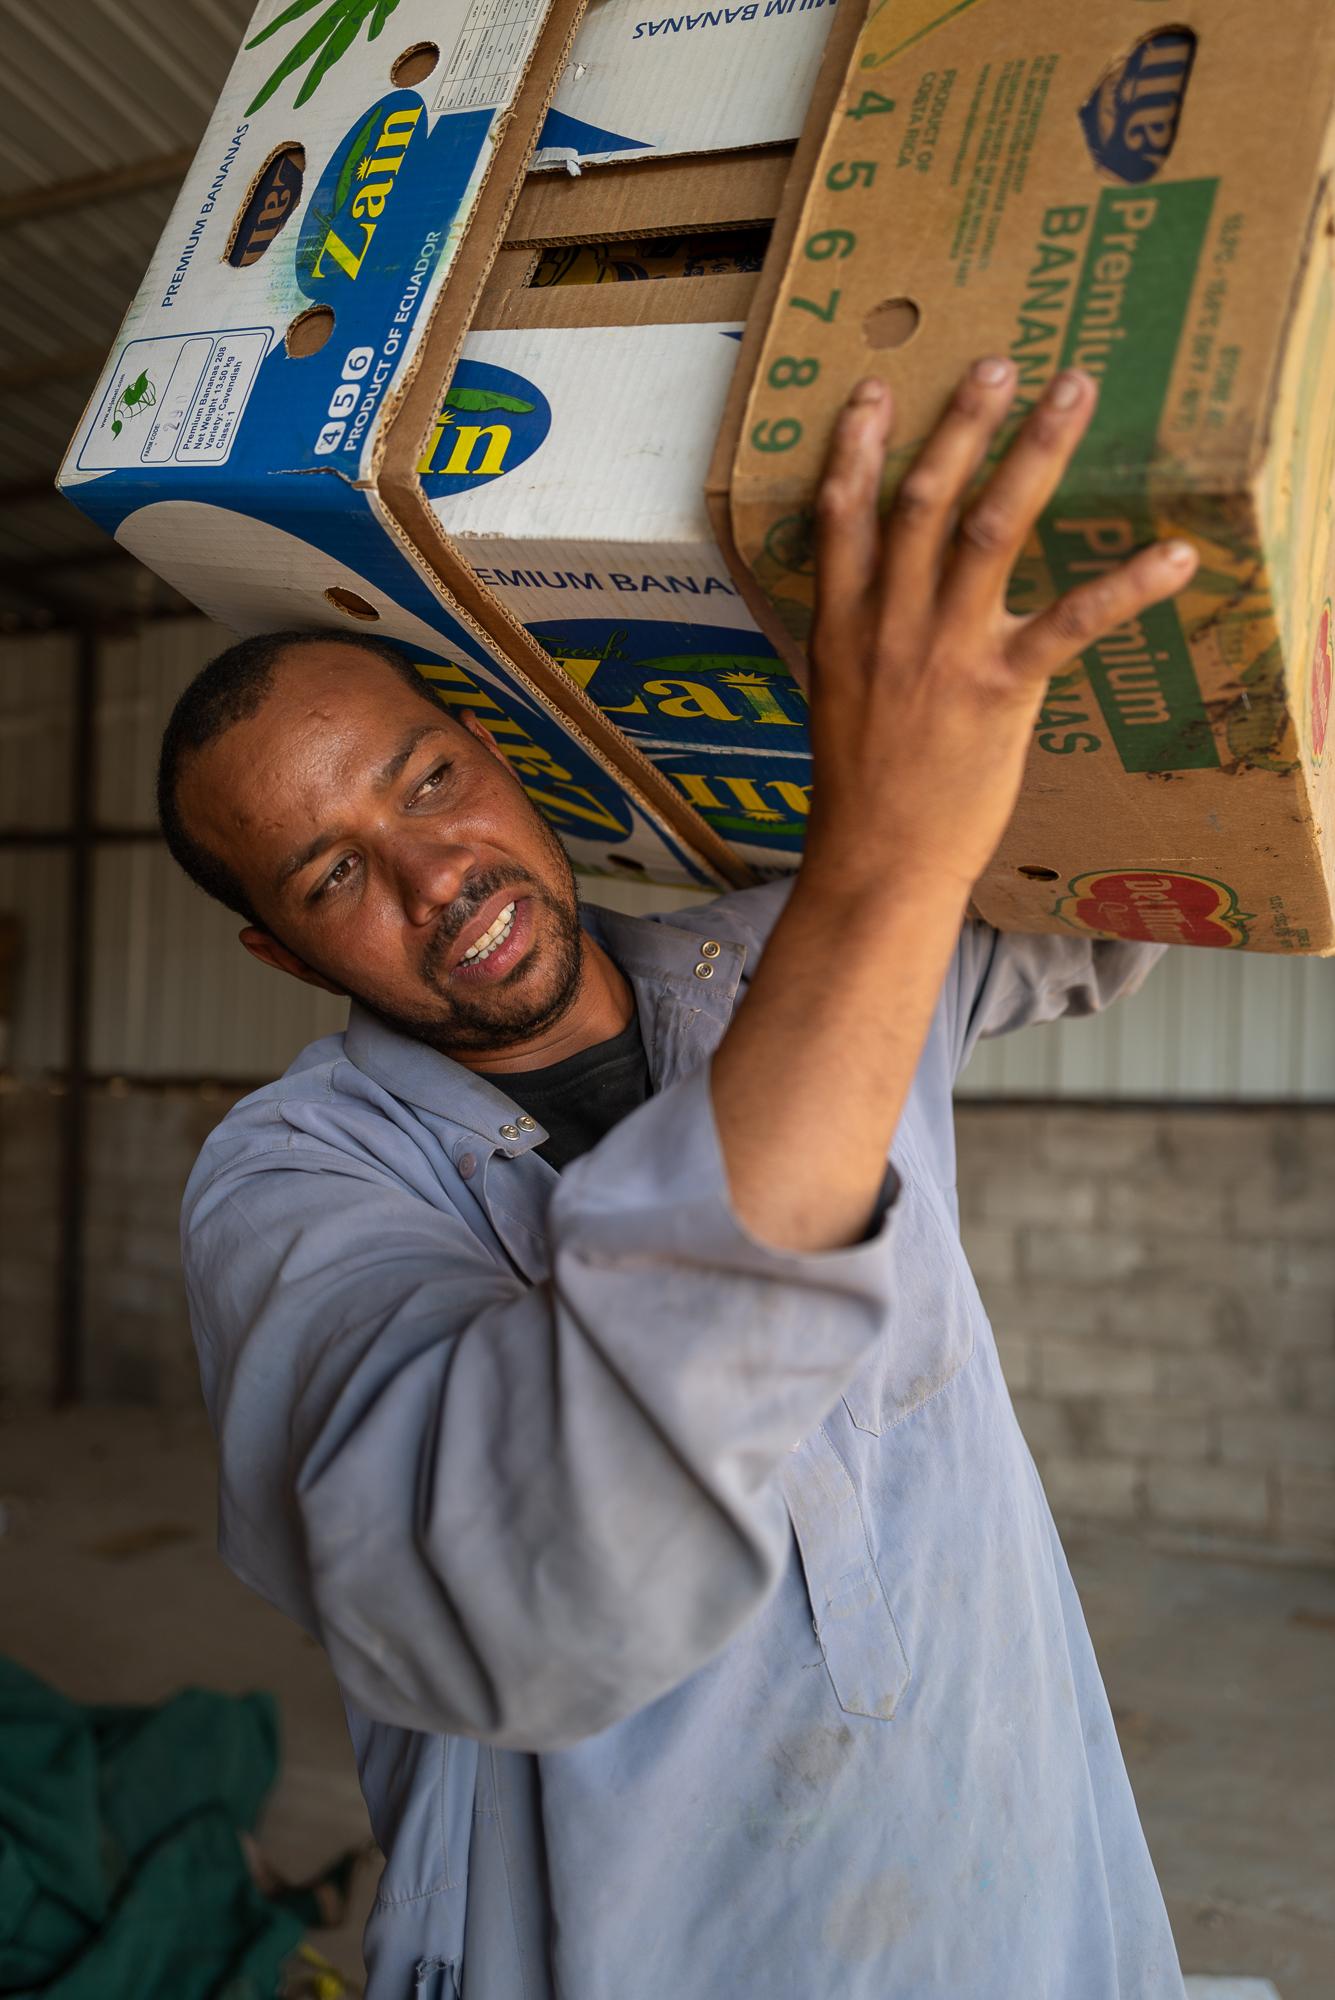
[714,0,1335,952]
[55,0,754,893]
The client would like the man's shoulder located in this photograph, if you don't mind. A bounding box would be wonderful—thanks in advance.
[640,875,795,958]
[187,1030,368,1190]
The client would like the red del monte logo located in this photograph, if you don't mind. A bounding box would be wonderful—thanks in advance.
[1056,869,1251,949]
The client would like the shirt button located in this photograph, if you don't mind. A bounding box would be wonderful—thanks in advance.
[700,940,721,959]
[693,961,714,980]
[517,1115,537,1132]
[499,1122,521,1141]
[458,1152,477,1180]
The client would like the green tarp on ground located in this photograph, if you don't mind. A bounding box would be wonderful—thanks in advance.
[0,1656,335,1999]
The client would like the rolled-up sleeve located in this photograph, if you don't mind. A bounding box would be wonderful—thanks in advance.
[947,922,1165,1077]
[183,1063,898,1752]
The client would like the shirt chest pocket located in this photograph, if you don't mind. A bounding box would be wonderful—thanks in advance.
[777,1167,978,1724]
[840,1166,978,1438]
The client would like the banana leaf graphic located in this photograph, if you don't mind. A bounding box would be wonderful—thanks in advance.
[333,110,383,213]
[442,387,536,415]
[245,0,403,115]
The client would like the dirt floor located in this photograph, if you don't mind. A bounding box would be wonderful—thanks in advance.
[2,1410,1332,1997]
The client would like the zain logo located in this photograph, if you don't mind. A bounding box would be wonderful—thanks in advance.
[297,92,423,291]
[418,360,552,496]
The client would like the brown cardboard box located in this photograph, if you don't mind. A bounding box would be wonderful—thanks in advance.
[713,0,1335,952]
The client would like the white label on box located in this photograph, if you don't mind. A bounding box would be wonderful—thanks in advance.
[435,0,547,112]
[76,329,271,473]
[140,337,213,463]
[174,330,269,464]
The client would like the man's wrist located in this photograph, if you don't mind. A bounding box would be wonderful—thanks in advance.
[791,849,975,933]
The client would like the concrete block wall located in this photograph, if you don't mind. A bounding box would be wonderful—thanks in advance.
[958,1105,1335,1563]
[3,1086,1332,1563]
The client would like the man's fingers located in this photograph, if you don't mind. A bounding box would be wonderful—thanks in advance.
[938,368,1098,627]
[812,379,895,627]
[1006,538,1198,685]
[878,357,1018,622]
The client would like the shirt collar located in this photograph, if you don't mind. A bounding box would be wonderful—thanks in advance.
[342,899,747,1150]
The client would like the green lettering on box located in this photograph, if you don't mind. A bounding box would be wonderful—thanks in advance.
[1038,179,1220,772]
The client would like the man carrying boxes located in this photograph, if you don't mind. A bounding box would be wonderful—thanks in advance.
[57,0,1328,1991]
[159,361,1197,1997]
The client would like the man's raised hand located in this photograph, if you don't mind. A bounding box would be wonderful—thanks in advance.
[801,360,1197,900]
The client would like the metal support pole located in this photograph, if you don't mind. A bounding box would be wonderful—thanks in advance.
[55,628,96,1405]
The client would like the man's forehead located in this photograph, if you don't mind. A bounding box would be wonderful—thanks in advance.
[265,642,429,710]
[187,651,453,832]
[229,649,444,756]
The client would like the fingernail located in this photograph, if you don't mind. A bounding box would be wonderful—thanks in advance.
[1164,539,1196,565]
[1047,370,1084,410]
[973,356,1011,385]
[850,378,885,405]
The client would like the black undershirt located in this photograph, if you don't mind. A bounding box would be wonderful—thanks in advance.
[488,1014,651,1170]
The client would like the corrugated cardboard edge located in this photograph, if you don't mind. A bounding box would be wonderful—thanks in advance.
[703,0,872,684]
[508,146,793,246]
[1251,170,1335,920]
[376,0,752,891]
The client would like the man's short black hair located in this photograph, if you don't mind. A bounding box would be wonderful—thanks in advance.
[157,627,444,927]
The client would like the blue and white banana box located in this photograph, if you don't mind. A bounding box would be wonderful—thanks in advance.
[57,0,732,887]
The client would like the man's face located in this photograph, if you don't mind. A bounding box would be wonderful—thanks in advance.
[178,645,585,1057]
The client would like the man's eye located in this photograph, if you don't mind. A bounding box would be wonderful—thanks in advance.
[314,854,358,901]
[409,761,452,805]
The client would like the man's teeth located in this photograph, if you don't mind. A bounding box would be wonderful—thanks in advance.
[463,901,517,962]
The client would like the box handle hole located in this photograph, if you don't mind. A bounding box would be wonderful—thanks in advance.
[863,297,921,350]
[287,305,335,358]
[1079,27,1196,184]
[226,144,305,268]
[1017,864,1060,882]
[324,587,379,620]
[392,42,440,86]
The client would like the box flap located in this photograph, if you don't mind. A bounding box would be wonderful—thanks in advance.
[534,0,837,167]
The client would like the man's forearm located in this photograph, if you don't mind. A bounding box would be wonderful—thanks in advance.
[707,362,1196,1257]
[711,870,969,1252]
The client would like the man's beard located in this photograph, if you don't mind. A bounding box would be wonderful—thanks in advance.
[351,834,585,1058]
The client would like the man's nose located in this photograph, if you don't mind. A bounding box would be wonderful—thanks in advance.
[391,833,478,927]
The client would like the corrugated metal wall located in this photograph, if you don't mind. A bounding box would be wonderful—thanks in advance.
[4,620,1333,1098]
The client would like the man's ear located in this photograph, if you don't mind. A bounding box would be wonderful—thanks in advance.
[240,926,347,996]
[459,708,511,772]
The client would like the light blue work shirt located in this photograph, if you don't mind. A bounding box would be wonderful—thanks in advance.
[182,882,1184,2000]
